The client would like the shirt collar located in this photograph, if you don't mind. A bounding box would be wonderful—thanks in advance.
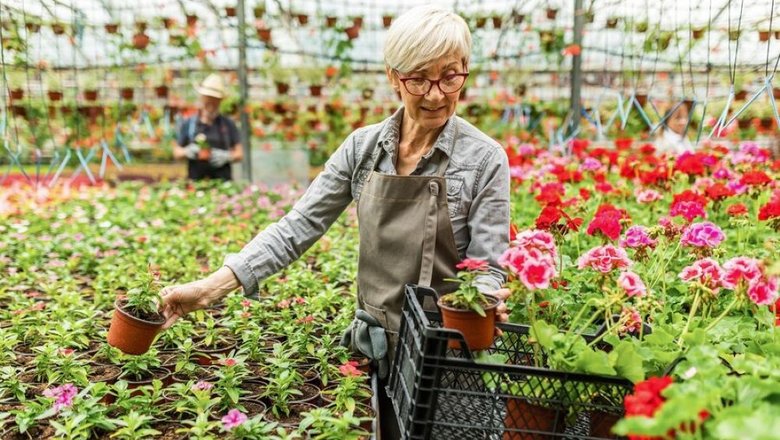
[377,107,457,158]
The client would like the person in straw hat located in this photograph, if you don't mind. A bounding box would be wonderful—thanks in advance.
[173,73,243,181]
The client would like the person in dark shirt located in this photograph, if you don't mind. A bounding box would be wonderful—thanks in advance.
[173,74,243,181]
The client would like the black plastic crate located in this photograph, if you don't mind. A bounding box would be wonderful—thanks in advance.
[388,284,633,440]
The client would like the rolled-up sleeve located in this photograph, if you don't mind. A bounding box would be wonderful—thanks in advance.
[467,148,510,293]
[224,134,356,297]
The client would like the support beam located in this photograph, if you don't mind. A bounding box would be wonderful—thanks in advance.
[569,0,585,137]
[237,0,252,182]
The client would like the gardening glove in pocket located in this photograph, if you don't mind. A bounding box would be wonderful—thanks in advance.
[209,149,232,168]
[183,143,200,160]
[340,309,389,379]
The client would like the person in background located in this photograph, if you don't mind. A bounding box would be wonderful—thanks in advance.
[173,73,243,181]
[657,101,694,155]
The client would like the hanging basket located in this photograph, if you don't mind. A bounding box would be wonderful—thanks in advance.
[253,6,266,18]
[545,8,558,20]
[491,16,503,29]
[120,87,135,100]
[51,23,66,35]
[309,85,323,97]
[513,12,525,24]
[256,27,272,43]
[475,17,487,29]
[9,89,24,100]
[47,90,63,101]
[296,14,309,26]
[162,17,176,29]
[132,32,151,50]
[155,85,169,98]
[84,90,99,102]
[345,25,360,40]
[325,16,337,28]
[25,22,41,33]
[186,14,198,26]
[275,82,290,95]
[135,21,148,32]
[352,16,364,28]
[692,27,705,40]
[728,30,741,41]
[606,17,619,29]
[105,23,119,34]
[759,30,771,42]
[382,15,393,28]
[225,7,237,17]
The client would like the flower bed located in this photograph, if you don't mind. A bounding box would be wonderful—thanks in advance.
[0,181,372,438]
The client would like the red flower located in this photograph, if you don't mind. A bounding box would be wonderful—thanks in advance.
[674,153,707,176]
[509,223,519,242]
[579,188,591,201]
[615,138,633,151]
[624,376,673,417]
[640,144,656,155]
[759,200,780,221]
[726,203,748,217]
[740,170,772,187]
[456,258,490,272]
[595,181,615,194]
[536,205,562,230]
[561,44,581,56]
[586,204,628,241]
[705,183,735,201]
[339,362,363,377]
[221,358,237,367]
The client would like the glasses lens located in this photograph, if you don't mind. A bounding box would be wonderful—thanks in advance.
[440,74,466,93]
[404,78,430,95]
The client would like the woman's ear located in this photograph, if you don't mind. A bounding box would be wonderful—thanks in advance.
[386,67,400,92]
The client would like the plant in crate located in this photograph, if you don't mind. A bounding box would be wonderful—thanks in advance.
[437,258,502,351]
[107,265,165,355]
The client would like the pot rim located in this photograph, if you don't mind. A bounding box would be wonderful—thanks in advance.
[436,292,501,314]
[114,299,165,326]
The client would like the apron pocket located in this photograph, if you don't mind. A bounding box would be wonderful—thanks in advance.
[363,302,390,330]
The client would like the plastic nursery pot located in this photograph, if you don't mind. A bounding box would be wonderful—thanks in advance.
[197,148,211,161]
[437,293,499,351]
[106,299,165,355]
[503,398,564,440]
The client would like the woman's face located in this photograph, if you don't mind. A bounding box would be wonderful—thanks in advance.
[667,104,689,135]
[387,55,466,130]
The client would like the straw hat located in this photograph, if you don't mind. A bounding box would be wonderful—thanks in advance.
[196,73,226,99]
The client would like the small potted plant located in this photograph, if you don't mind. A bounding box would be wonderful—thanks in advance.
[45,74,63,101]
[194,133,211,161]
[298,66,324,97]
[436,259,501,351]
[80,73,99,102]
[106,265,166,355]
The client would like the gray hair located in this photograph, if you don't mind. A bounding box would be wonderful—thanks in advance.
[383,5,471,73]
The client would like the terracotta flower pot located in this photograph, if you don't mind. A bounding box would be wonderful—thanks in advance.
[120,87,135,100]
[155,85,169,98]
[275,82,290,95]
[186,15,198,26]
[345,25,360,40]
[546,8,558,20]
[383,15,393,28]
[196,148,212,161]
[437,293,499,351]
[193,338,236,365]
[309,85,322,97]
[225,7,237,17]
[296,14,309,25]
[475,17,487,29]
[590,410,622,439]
[760,31,771,42]
[352,16,363,28]
[51,23,66,35]
[105,23,119,34]
[256,27,272,43]
[47,90,63,101]
[106,299,164,355]
[83,89,99,101]
[492,16,503,29]
[325,16,337,28]
[132,32,150,50]
[9,89,23,100]
[503,398,564,440]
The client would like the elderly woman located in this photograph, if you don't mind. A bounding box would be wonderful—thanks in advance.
[158,5,510,435]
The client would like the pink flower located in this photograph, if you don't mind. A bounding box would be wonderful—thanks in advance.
[618,271,647,297]
[680,222,726,248]
[192,381,213,391]
[42,384,78,411]
[635,188,663,204]
[619,307,642,335]
[276,299,291,309]
[747,277,779,306]
[679,258,725,293]
[621,226,657,249]
[582,157,602,171]
[294,297,306,305]
[670,201,707,222]
[221,358,237,367]
[241,299,252,308]
[513,229,558,258]
[339,362,363,377]
[576,245,632,273]
[519,259,556,290]
[455,258,490,272]
[721,257,762,289]
[221,409,248,430]
[60,348,74,356]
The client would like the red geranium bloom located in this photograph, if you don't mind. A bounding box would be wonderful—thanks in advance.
[726,203,748,217]
[579,188,591,201]
[640,144,656,155]
[586,204,628,241]
[705,183,735,201]
[571,139,590,156]
[674,153,707,176]
[740,170,772,187]
[758,200,780,221]
[536,205,562,230]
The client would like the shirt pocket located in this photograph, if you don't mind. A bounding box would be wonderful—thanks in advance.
[445,176,465,217]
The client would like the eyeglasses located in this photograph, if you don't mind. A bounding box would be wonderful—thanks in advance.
[395,70,469,96]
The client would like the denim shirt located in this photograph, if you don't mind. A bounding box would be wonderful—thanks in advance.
[225,107,510,298]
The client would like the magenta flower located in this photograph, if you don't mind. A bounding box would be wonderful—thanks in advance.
[576,245,632,273]
[499,246,557,291]
[221,409,248,430]
[621,226,657,249]
[192,381,213,392]
[42,384,78,412]
[679,258,725,293]
[339,361,363,377]
[582,157,602,171]
[618,271,647,298]
[680,222,725,248]
[635,188,663,204]
[669,201,707,222]
[618,307,642,335]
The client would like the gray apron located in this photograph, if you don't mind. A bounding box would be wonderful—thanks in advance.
[356,126,461,439]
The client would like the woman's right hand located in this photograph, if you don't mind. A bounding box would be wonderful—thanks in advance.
[159,267,240,329]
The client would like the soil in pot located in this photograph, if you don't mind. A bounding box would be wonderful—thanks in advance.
[150,422,186,440]
[291,383,321,406]
[503,398,564,440]
[89,364,122,384]
[264,403,317,428]
[1,424,55,440]
[239,398,267,418]
[193,338,237,365]
[437,293,499,351]
[121,367,172,392]
[106,299,164,355]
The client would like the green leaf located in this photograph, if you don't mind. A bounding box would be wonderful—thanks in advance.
[529,320,558,348]
[612,340,645,383]
[575,347,616,376]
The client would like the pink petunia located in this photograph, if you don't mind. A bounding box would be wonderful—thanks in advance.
[680,222,726,248]
[192,381,213,391]
[221,409,248,430]
[339,362,363,377]
[42,384,78,412]
[618,271,647,298]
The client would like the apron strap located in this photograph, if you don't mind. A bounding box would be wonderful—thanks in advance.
[418,179,441,287]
